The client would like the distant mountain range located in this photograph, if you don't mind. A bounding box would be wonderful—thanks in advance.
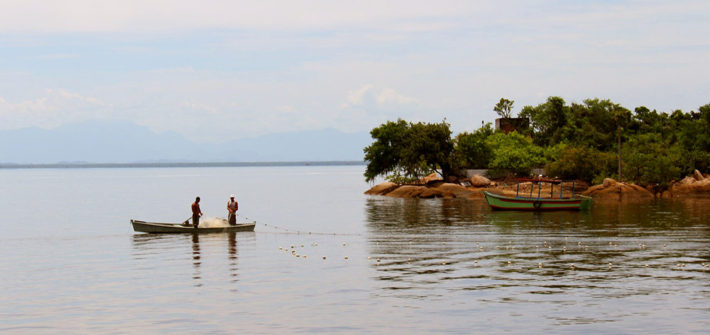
[0,121,371,164]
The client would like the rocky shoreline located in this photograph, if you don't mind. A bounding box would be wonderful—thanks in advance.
[365,171,710,200]
[661,170,710,198]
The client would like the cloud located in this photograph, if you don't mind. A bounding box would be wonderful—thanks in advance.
[376,88,417,105]
[345,84,374,106]
[333,84,427,133]
[0,89,109,129]
[0,0,472,33]
[1,1,709,142]
[343,84,418,108]
[35,53,80,60]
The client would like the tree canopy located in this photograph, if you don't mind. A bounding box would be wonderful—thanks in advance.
[485,131,546,176]
[363,98,710,188]
[363,119,453,183]
[453,123,493,169]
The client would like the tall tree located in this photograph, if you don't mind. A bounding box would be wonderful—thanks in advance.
[363,119,409,182]
[363,119,454,183]
[493,98,515,118]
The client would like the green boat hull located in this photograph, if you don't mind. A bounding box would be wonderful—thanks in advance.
[484,191,592,211]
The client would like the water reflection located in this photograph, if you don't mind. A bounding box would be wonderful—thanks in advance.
[131,232,183,245]
[228,233,239,284]
[131,232,244,288]
[192,234,202,285]
[364,197,710,302]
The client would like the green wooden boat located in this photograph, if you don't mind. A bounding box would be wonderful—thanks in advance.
[131,219,256,234]
[484,178,592,211]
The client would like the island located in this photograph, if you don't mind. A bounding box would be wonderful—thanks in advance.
[363,97,710,200]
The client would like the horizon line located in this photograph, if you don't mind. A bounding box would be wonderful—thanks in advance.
[0,160,366,170]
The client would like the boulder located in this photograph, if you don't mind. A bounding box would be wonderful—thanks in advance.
[693,169,705,181]
[420,172,442,184]
[386,185,433,198]
[470,174,491,187]
[364,182,399,195]
[365,182,484,199]
[582,179,654,200]
[570,180,590,192]
[437,183,481,198]
[444,176,459,183]
[419,187,448,198]
[679,176,697,185]
[666,172,710,197]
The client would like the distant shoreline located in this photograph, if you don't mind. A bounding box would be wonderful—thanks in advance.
[0,161,365,170]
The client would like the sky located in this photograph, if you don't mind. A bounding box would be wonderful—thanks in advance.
[1,0,709,142]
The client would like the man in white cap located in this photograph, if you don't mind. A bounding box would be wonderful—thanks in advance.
[227,194,239,225]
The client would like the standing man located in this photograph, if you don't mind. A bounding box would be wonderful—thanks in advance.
[227,194,239,225]
[191,196,203,228]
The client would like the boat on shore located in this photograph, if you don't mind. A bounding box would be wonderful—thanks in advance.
[131,219,256,234]
[484,178,592,211]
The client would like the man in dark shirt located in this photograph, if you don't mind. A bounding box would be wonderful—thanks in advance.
[191,196,203,228]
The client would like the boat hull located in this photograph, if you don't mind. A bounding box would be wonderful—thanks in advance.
[131,220,256,234]
[484,191,592,211]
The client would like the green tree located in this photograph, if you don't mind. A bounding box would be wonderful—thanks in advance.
[519,96,570,146]
[698,103,710,130]
[623,133,682,190]
[453,123,493,169]
[629,106,663,135]
[401,121,455,180]
[670,103,710,173]
[363,119,409,182]
[493,98,515,118]
[566,99,628,150]
[485,131,546,176]
[363,99,709,190]
[546,146,616,183]
[363,119,454,183]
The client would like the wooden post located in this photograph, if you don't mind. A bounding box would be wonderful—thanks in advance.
[562,183,565,198]
[516,182,520,197]
[618,125,622,182]
[572,181,575,198]
[529,182,533,198]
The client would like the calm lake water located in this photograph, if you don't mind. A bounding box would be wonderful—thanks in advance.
[1,166,709,334]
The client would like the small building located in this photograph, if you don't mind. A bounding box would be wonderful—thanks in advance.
[495,118,529,134]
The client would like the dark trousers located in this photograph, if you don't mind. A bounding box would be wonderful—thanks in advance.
[193,215,200,228]
[228,213,236,225]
